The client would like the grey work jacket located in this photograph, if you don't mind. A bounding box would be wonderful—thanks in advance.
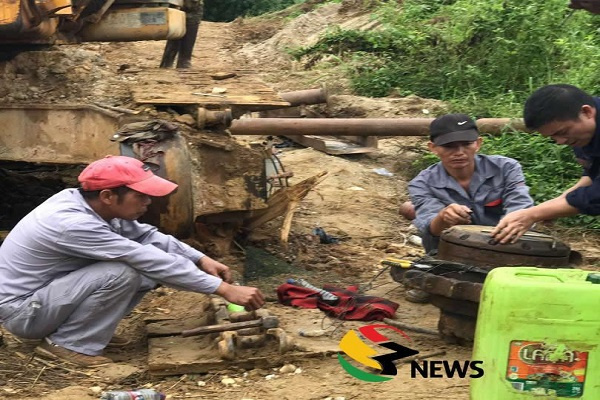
[408,155,534,253]
[0,189,221,311]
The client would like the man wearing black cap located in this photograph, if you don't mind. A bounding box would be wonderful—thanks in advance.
[408,114,534,254]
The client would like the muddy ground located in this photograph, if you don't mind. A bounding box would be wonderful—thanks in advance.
[2,3,600,399]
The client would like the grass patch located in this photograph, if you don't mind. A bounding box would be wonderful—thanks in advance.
[292,0,600,117]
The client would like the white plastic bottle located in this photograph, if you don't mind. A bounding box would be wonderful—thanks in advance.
[100,389,165,400]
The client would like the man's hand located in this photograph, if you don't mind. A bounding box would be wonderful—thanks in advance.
[439,203,472,226]
[215,282,265,311]
[429,203,473,236]
[492,198,579,243]
[569,0,600,14]
[197,256,233,283]
[490,209,536,244]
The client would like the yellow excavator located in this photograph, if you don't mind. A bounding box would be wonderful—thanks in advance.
[0,1,319,255]
[0,0,185,43]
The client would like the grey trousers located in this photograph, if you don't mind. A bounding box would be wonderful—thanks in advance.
[0,262,154,355]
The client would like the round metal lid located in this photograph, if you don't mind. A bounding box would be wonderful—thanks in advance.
[439,225,571,257]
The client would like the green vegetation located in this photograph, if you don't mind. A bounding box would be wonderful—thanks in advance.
[292,0,600,116]
[411,133,599,229]
[204,0,303,21]
[204,0,314,22]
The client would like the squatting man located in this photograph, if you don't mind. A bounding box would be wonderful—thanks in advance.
[0,155,265,367]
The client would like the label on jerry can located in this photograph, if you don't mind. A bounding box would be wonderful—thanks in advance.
[506,341,588,397]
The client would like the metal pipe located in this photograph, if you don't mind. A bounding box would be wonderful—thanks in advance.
[229,117,529,136]
[197,107,232,128]
[279,88,328,106]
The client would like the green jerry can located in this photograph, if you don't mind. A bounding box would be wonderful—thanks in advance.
[471,267,600,399]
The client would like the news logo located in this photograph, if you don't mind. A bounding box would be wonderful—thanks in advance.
[338,324,484,382]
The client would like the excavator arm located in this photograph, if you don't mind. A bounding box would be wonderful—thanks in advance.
[0,0,185,43]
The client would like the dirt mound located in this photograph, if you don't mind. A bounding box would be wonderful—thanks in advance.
[0,45,130,104]
[322,94,448,118]
[236,1,378,71]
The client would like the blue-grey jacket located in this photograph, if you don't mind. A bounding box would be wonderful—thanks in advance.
[409,155,534,252]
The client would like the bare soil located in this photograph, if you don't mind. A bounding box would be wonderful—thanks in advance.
[1,4,600,400]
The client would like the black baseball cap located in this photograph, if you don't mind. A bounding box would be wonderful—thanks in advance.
[430,113,479,146]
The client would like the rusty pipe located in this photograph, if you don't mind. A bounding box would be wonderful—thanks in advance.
[279,88,328,106]
[229,117,529,137]
[197,107,232,129]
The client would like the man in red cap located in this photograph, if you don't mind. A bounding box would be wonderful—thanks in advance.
[0,156,264,367]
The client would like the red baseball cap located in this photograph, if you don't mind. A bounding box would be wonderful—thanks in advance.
[78,155,178,197]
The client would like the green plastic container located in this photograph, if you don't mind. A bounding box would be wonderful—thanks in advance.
[471,267,600,399]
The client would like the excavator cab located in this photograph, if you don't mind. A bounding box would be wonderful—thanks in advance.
[0,0,185,43]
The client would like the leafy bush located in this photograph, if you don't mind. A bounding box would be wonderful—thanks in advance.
[410,132,599,229]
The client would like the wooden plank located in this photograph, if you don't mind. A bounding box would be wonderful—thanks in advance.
[134,93,289,107]
[404,270,482,303]
[244,171,327,231]
[131,68,290,109]
[148,335,337,376]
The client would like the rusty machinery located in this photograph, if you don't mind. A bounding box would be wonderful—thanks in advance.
[0,85,533,248]
[0,0,186,44]
[192,298,295,361]
[389,225,576,344]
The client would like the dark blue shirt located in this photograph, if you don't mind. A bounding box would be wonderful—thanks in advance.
[565,97,600,214]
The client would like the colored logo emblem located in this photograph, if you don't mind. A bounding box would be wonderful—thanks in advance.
[337,324,418,382]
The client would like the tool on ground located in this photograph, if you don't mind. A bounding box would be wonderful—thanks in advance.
[382,318,439,336]
[287,278,339,304]
[380,257,432,270]
[312,227,339,244]
[180,316,279,337]
[380,258,412,269]
[100,389,165,400]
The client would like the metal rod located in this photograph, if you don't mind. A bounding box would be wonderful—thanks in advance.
[383,318,440,336]
[229,117,529,137]
[279,87,328,106]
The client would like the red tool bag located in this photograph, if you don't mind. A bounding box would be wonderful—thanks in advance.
[276,284,398,321]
